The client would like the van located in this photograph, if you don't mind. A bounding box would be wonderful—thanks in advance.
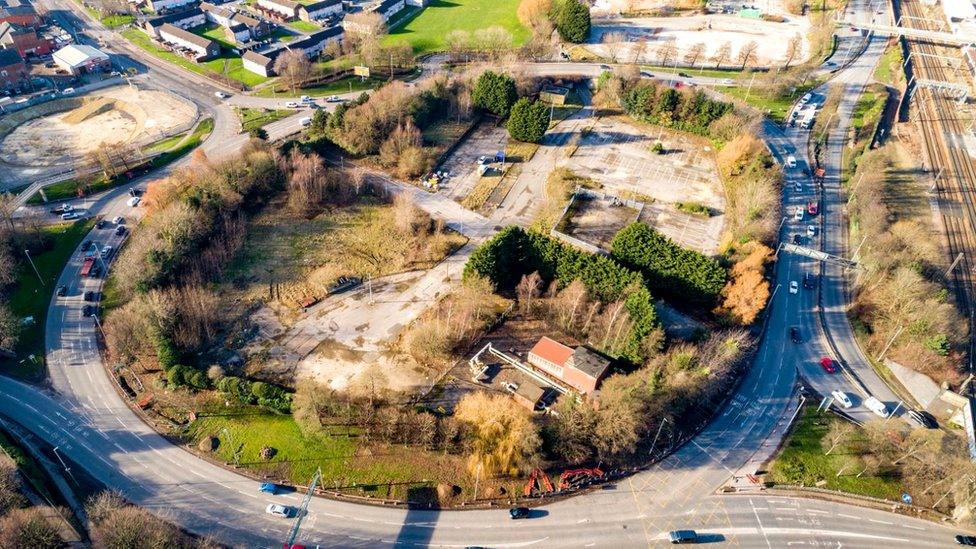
[864,396,888,418]
[299,117,312,127]
[786,155,797,168]
[127,196,140,207]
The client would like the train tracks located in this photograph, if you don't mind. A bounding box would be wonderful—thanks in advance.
[900,0,976,369]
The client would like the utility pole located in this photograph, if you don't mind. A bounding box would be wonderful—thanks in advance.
[876,325,905,362]
[945,252,965,278]
[649,417,669,456]
[285,467,322,549]
[472,462,482,502]
[23,249,43,285]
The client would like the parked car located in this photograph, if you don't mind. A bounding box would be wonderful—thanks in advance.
[677,72,690,78]
[285,101,300,108]
[806,225,816,237]
[907,410,937,429]
[807,201,819,216]
[509,507,530,520]
[789,281,798,294]
[61,212,78,220]
[792,234,802,245]
[115,226,127,236]
[819,356,837,374]
[265,503,293,518]
[785,155,797,168]
[82,304,97,317]
[61,87,75,95]
[955,534,976,546]
[101,245,113,258]
[214,91,230,99]
[127,196,140,207]
[259,482,280,494]
[83,291,96,302]
[300,95,312,103]
[504,382,519,393]
[789,326,801,343]
[326,95,342,102]
[56,285,67,297]
[803,273,816,289]
[865,396,889,418]
[96,219,107,229]
[112,216,125,225]
[793,207,803,222]
[668,530,699,544]
[831,390,853,408]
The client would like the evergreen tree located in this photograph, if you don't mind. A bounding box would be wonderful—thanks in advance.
[507,98,550,143]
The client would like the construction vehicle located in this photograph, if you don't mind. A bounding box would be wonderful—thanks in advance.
[523,467,554,497]
[557,467,604,491]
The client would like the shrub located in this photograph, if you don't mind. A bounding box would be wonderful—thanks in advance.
[472,71,518,118]
[507,98,551,143]
[555,0,591,43]
[623,82,732,136]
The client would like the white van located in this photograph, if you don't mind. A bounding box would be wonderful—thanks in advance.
[299,117,312,127]
[786,155,797,168]
[127,196,140,207]
[864,396,888,418]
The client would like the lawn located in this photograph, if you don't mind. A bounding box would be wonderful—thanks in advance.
[236,107,292,132]
[1,219,95,380]
[253,75,380,98]
[101,14,134,28]
[197,24,237,50]
[722,78,822,123]
[642,64,744,80]
[287,19,320,33]
[268,28,296,43]
[122,28,268,88]
[767,407,903,500]
[385,0,530,54]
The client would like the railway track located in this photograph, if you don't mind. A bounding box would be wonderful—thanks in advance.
[901,0,976,369]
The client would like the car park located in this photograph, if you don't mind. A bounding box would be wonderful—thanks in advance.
[509,507,530,519]
[790,326,801,343]
[266,503,293,518]
[819,356,837,373]
[789,281,798,294]
[668,530,699,544]
[831,390,853,408]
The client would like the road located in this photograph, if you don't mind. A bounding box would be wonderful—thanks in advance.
[0,0,963,546]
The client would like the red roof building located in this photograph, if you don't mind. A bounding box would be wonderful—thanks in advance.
[527,337,612,395]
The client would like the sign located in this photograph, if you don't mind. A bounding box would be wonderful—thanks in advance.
[902,493,913,505]
[353,65,370,78]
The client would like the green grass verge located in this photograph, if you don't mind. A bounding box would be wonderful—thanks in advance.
[253,75,379,98]
[385,0,530,54]
[143,132,188,154]
[236,108,292,132]
[642,64,744,80]
[122,28,268,87]
[101,14,134,28]
[0,430,58,503]
[288,19,320,33]
[873,45,903,86]
[768,407,903,500]
[2,219,96,380]
[150,117,214,167]
[722,79,822,123]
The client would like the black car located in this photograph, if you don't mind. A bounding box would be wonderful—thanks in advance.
[509,507,530,520]
[792,234,802,245]
[908,410,938,429]
[115,226,127,236]
[803,273,816,289]
[82,305,96,317]
[56,285,67,297]
[83,291,96,302]
[790,326,801,344]
[96,220,107,229]
[669,530,699,544]
[957,535,976,546]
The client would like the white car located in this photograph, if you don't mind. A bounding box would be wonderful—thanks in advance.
[61,212,78,220]
[326,95,341,102]
[786,155,797,168]
[864,396,889,418]
[284,101,301,108]
[61,87,75,95]
[299,117,312,127]
[265,503,291,518]
[300,95,312,102]
[101,245,113,258]
[127,196,140,207]
[806,224,816,237]
[794,181,802,192]
[831,390,853,408]
[789,281,798,294]
[61,203,73,212]
[793,207,804,222]
[214,91,230,99]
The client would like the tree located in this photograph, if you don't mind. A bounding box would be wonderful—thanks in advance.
[737,40,759,69]
[473,26,513,55]
[710,41,732,68]
[516,271,543,314]
[455,392,541,476]
[714,241,772,325]
[783,34,802,68]
[684,42,706,68]
[248,126,267,140]
[518,0,552,32]
[274,50,313,91]
[656,42,678,67]
[472,70,518,118]
[507,98,550,143]
[603,31,626,63]
[556,0,590,44]
[445,29,471,59]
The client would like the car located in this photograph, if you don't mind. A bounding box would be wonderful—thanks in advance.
[907,410,937,429]
[326,95,342,102]
[101,245,113,258]
[299,117,312,127]
[722,78,734,85]
[266,503,293,518]
[56,285,67,297]
[793,207,804,222]
[62,204,74,212]
[61,212,78,220]
[792,234,802,245]
[115,225,127,236]
[785,155,797,168]
[831,390,853,408]
[82,304,96,317]
[819,356,837,374]
[477,155,491,165]
[113,216,125,225]
[640,71,653,78]
[83,291,96,302]
[259,482,280,494]
[794,181,802,192]
[300,95,312,102]
[285,101,300,108]
[789,281,798,294]
[509,507,530,519]
[806,225,816,237]
[807,201,819,216]
[677,72,690,78]
[800,92,812,104]
[789,326,801,343]
[61,87,75,95]
[95,219,107,229]
[503,382,519,393]
[127,197,140,207]
[803,273,816,289]
[865,396,889,418]
[956,534,976,545]
[668,530,699,544]
[214,91,230,99]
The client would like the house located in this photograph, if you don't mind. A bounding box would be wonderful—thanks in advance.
[146,0,197,14]
[158,23,220,60]
[527,337,612,395]
[241,25,342,75]
[0,47,28,92]
[373,0,405,21]
[200,2,270,42]
[256,0,299,20]
[0,0,42,28]
[51,44,110,74]
[297,0,342,22]
[144,8,206,39]
[242,48,274,76]
[0,21,51,57]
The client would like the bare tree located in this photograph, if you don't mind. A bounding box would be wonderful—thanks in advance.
[656,42,678,67]
[737,40,759,69]
[631,36,648,64]
[710,41,732,69]
[684,42,706,69]
[274,50,313,91]
[516,271,543,314]
[603,31,626,63]
[783,34,802,69]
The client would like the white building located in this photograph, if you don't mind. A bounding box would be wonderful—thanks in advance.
[52,44,110,75]
[298,0,342,22]
[256,0,299,19]
[146,0,196,14]
[158,23,220,60]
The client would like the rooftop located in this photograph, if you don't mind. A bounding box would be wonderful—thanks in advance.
[528,337,574,367]
[146,7,204,27]
[159,23,217,49]
[52,44,110,67]
[0,47,23,66]
[565,347,611,380]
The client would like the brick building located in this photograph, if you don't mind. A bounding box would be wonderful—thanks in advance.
[527,337,612,396]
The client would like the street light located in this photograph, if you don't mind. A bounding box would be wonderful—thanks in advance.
[23,249,43,285]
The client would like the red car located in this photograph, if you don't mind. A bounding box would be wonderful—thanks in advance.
[820,357,837,374]
[807,201,818,216]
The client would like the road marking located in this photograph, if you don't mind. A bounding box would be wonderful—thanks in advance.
[837,513,859,520]
[751,498,772,549]
[870,519,893,525]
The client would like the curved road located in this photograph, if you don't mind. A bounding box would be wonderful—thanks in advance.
[0,1,964,547]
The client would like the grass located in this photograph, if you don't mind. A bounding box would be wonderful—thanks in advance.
[236,108,292,132]
[722,78,822,123]
[0,430,58,503]
[101,14,134,28]
[386,5,422,30]
[150,117,214,167]
[767,407,903,500]
[287,19,320,33]
[269,28,296,43]
[143,132,188,154]
[122,28,268,88]
[873,45,903,86]
[642,64,744,80]
[253,75,379,98]
[385,0,530,54]
[1,219,96,380]
[675,201,711,217]
[197,24,238,51]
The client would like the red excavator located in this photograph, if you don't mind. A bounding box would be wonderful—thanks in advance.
[523,468,554,496]
[557,467,604,491]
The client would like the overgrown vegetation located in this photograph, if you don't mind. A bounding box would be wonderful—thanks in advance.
[622,80,733,136]
[87,491,203,547]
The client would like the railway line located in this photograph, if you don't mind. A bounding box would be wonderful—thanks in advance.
[900,0,976,369]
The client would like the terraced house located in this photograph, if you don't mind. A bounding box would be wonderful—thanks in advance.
[242,25,342,76]
[255,0,299,20]
[200,2,270,43]
[158,23,220,61]
[297,0,342,22]
[143,8,206,39]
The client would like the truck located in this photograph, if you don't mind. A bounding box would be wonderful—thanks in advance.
[79,257,96,277]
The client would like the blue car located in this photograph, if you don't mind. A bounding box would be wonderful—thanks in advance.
[259,482,279,495]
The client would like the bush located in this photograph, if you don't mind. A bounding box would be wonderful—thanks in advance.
[555,0,591,43]
[472,71,518,118]
[507,98,551,143]
[623,82,732,136]
[610,223,727,307]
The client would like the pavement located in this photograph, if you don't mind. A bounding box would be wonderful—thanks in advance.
[0,0,963,546]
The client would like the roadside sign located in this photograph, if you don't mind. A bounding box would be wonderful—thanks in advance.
[353,65,370,78]
[902,493,913,505]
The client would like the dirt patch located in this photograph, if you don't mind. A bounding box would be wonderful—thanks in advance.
[0,86,196,166]
[556,192,640,250]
